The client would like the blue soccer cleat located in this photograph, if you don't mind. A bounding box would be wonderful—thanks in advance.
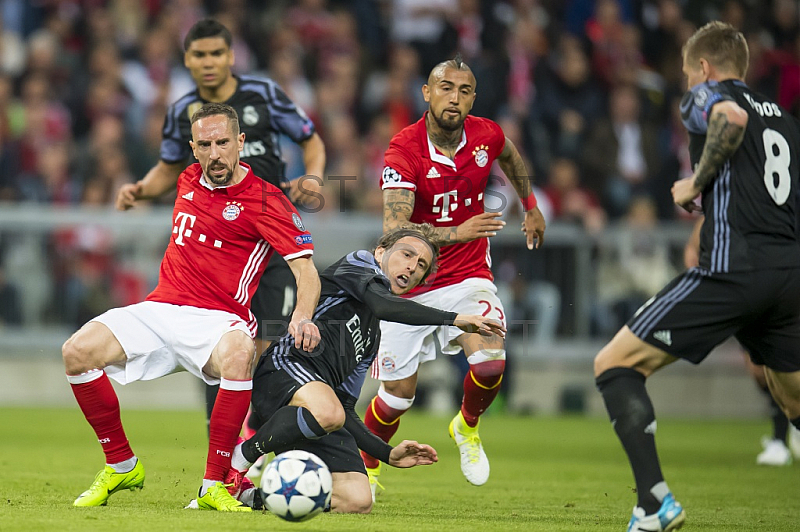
[627,493,685,532]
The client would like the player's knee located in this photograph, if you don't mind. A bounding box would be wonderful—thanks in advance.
[313,403,345,433]
[219,346,255,379]
[62,333,95,374]
[382,376,418,400]
[594,344,621,377]
[331,489,372,514]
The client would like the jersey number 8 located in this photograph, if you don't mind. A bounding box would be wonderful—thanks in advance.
[763,128,791,205]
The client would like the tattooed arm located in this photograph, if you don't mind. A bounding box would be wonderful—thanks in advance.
[382,188,505,246]
[496,137,532,200]
[672,101,749,212]
[383,188,459,244]
[496,137,546,249]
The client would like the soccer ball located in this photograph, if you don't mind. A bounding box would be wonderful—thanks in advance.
[260,450,333,522]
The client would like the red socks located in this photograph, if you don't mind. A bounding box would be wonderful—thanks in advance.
[361,395,405,468]
[204,378,252,481]
[68,369,134,464]
[461,360,505,427]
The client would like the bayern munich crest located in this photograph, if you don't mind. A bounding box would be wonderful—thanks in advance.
[472,145,489,167]
[222,201,243,221]
[381,356,396,373]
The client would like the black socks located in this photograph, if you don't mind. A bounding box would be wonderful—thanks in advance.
[242,406,327,463]
[596,367,665,514]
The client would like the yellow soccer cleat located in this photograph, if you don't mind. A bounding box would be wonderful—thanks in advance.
[448,411,490,486]
[73,459,145,507]
[196,481,252,512]
[366,463,383,503]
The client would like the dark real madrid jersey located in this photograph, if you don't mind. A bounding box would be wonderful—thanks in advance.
[266,251,389,399]
[681,79,800,272]
[160,75,315,188]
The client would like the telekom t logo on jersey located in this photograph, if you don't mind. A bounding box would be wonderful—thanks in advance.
[432,190,458,222]
[173,212,196,246]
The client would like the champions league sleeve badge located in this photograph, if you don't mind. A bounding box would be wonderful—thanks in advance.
[292,213,306,231]
[382,166,402,185]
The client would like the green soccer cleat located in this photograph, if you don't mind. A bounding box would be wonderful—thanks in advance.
[196,481,252,512]
[73,459,145,507]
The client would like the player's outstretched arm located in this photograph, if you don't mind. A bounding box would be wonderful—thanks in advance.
[382,189,505,245]
[673,101,748,212]
[496,136,545,249]
[115,160,184,211]
[388,440,439,468]
[287,256,322,351]
[337,390,437,467]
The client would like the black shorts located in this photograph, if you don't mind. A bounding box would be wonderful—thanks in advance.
[251,353,366,475]
[251,253,297,341]
[627,267,800,372]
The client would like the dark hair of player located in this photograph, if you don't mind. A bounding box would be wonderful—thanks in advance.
[183,18,233,51]
[682,21,749,78]
[374,225,440,283]
[190,102,240,137]
[428,54,474,86]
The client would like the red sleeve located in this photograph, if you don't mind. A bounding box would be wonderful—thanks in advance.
[381,136,420,191]
[256,186,314,260]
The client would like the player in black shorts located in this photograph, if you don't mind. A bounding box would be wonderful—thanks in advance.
[594,22,800,532]
[223,226,505,513]
[114,19,326,421]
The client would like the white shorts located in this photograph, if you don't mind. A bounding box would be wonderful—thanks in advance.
[93,301,254,386]
[372,278,505,381]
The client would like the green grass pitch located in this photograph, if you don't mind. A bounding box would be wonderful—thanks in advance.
[1,407,797,531]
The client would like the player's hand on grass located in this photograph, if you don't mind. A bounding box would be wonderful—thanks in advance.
[116,182,143,211]
[522,206,546,249]
[455,212,505,243]
[289,317,321,352]
[388,440,439,468]
[671,176,703,213]
[454,315,506,338]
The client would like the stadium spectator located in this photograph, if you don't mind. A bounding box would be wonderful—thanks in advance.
[593,195,675,336]
[389,0,459,75]
[528,34,605,175]
[62,102,322,512]
[542,156,606,233]
[361,56,546,494]
[595,22,800,531]
[582,83,663,219]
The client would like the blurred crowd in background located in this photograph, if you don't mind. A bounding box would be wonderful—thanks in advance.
[0,0,799,335]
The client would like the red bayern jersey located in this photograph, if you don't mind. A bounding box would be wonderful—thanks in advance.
[381,113,506,291]
[147,162,313,334]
